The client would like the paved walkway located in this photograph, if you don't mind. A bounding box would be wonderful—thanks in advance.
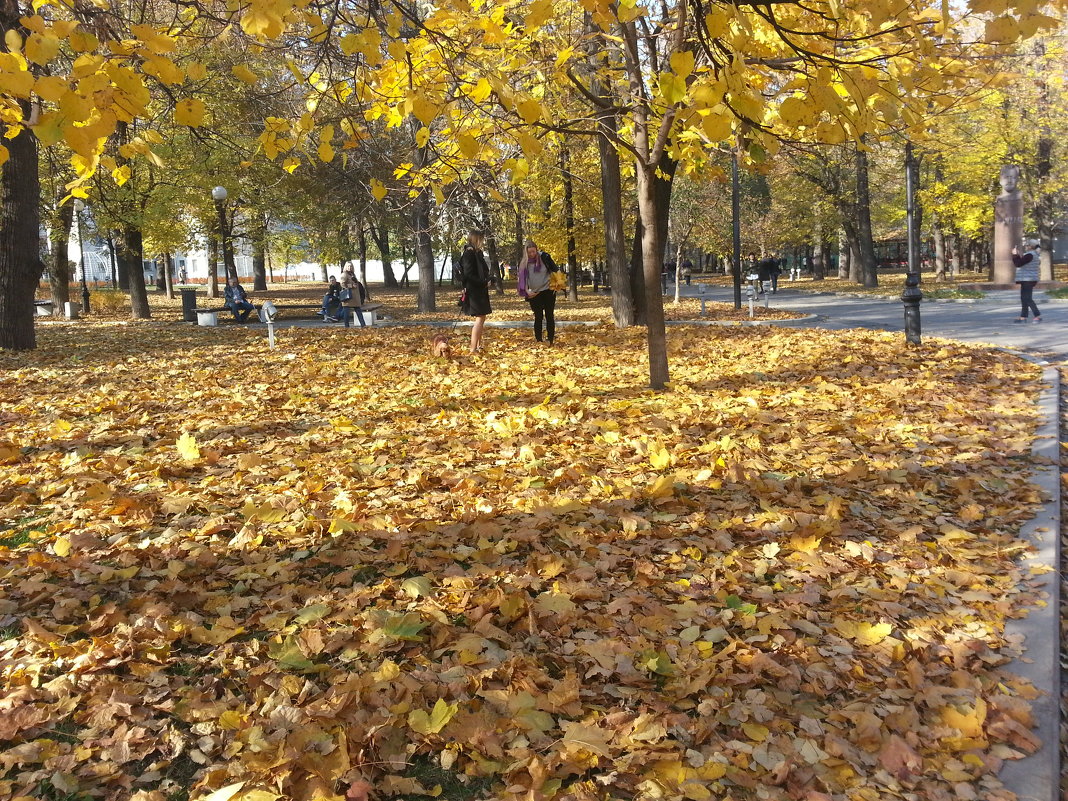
[680,282,1068,358]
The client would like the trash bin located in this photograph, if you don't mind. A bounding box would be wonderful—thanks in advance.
[180,288,198,322]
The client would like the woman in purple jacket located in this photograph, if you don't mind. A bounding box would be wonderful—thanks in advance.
[517,240,559,345]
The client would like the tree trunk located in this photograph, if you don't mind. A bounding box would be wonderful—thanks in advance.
[207,236,219,298]
[854,145,878,288]
[371,224,398,288]
[561,146,579,302]
[513,201,524,269]
[932,217,946,281]
[629,155,677,325]
[597,111,631,325]
[119,227,151,319]
[107,234,118,289]
[813,219,825,280]
[473,190,504,296]
[837,230,849,279]
[413,190,435,311]
[357,222,368,291]
[115,230,130,290]
[50,199,74,312]
[252,241,266,290]
[949,232,961,277]
[848,243,861,283]
[164,252,175,299]
[636,160,669,390]
[0,118,42,350]
[252,217,268,290]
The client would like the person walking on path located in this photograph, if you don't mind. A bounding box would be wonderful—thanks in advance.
[1013,241,1041,323]
[768,256,781,293]
[224,277,255,322]
[459,230,494,353]
[518,239,559,345]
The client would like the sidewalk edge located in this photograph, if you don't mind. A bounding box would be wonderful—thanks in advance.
[999,358,1061,801]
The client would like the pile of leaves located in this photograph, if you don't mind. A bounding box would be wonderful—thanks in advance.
[0,324,1049,801]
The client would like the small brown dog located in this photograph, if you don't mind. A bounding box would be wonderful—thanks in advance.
[431,333,453,359]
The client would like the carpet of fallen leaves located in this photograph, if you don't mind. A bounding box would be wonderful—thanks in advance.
[0,323,1050,801]
[74,283,804,324]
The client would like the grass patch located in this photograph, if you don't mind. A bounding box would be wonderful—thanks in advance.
[1045,287,1068,299]
[400,754,496,801]
[924,288,986,300]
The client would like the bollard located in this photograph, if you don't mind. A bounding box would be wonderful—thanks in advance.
[267,320,276,349]
[901,272,922,345]
[746,285,755,319]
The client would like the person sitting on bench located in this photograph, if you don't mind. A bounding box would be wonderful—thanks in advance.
[318,275,343,321]
[224,277,255,322]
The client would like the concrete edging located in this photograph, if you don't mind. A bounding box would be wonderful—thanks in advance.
[999,357,1061,801]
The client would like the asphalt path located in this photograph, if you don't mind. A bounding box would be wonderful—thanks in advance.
[680,281,1068,359]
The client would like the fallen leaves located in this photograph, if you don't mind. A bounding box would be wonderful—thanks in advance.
[0,324,1048,801]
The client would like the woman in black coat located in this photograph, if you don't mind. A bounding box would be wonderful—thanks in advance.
[459,230,494,352]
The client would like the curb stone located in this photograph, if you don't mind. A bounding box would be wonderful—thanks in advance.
[999,358,1061,801]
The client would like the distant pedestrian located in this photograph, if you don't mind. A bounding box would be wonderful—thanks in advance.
[1012,241,1041,323]
[681,258,693,285]
[518,239,559,345]
[459,230,494,353]
[768,257,781,293]
[757,258,773,294]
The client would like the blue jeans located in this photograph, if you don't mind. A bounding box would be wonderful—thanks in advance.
[341,306,366,327]
[227,300,254,322]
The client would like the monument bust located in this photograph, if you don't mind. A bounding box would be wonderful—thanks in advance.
[993,165,1024,284]
[999,165,1021,196]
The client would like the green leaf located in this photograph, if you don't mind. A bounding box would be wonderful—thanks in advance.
[294,603,330,624]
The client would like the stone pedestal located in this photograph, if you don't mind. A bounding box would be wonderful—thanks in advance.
[63,301,80,320]
[993,165,1024,284]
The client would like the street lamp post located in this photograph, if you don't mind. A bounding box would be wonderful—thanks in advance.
[74,200,91,315]
[731,146,742,310]
[211,186,231,281]
[902,142,922,345]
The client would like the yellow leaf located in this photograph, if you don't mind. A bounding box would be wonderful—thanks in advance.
[218,709,244,730]
[517,98,544,124]
[670,50,695,79]
[231,64,259,84]
[4,29,22,52]
[53,536,71,557]
[111,165,131,186]
[283,157,300,173]
[648,442,671,470]
[199,783,246,801]
[24,33,59,65]
[834,620,893,645]
[408,699,458,735]
[468,77,492,103]
[741,722,769,742]
[658,72,687,105]
[415,126,430,148]
[176,433,201,462]
[174,98,205,127]
[370,178,387,201]
[457,134,479,159]
[33,75,65,102]
[411,94,439,125]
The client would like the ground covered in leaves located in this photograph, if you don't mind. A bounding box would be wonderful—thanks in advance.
[0,324,1050,801]
[74,283,804,324]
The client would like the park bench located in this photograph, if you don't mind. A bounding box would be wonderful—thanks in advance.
[193,303,383,327]
[34,300,53,316]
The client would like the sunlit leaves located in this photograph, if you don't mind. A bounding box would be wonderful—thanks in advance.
[408,699,458,735]
[174,97,205,127]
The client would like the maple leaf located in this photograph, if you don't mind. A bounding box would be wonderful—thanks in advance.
[408,699,458,735]
[176,432,201,462]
